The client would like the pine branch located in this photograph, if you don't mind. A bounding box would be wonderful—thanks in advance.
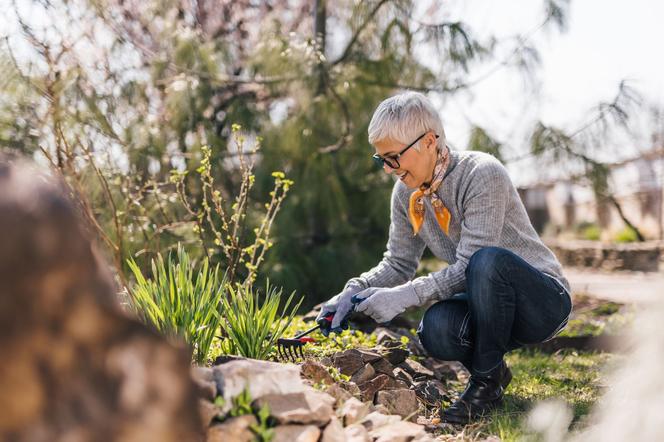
[332,0,392,66]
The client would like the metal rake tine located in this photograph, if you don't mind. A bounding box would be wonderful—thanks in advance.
[297,344,305,360]
[277,343,285,361]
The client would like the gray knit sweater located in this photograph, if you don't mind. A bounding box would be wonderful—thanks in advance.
[348,149,570,304]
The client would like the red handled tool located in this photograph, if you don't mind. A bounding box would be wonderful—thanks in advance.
[276,314,333,362]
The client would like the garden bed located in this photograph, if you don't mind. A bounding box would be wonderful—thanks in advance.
[194,293,631,441]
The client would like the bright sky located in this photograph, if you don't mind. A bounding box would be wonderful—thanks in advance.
[435,0,664,184]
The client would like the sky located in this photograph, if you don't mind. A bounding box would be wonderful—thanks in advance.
[433,0,664,184]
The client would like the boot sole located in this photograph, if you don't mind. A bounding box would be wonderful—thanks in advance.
[441,397,503,425]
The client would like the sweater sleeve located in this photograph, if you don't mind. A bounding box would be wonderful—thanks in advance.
[410,158,511,302]
[345,180,426,290]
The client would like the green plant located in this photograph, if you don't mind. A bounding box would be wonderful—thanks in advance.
[581,223,602,241]
[251,403,275,442]
[614,225,639,243]
[228,388,253,417]
[172,128,293,287]
[218,388,274,442]
[127,244,225,364]
[218,282,302,360]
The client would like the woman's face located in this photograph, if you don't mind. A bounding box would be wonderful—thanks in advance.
[374,132,438,189]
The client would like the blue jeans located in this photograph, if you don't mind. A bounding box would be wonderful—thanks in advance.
[417,247,572,376]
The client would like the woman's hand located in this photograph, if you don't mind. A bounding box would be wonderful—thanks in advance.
[352,281,420,323]
[316,282,364,336]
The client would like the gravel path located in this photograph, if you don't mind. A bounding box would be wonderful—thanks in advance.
[564,267,664,304]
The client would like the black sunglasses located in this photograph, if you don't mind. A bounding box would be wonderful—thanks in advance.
[372,133,439,169]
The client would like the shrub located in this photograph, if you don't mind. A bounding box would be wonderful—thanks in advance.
[614,225,639,243]
[127,244,225,364]
[581,223,601,241]
[172,127,293,287]
[218,282,302,360]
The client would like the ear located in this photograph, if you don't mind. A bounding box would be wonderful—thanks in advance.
[425,132,437,149]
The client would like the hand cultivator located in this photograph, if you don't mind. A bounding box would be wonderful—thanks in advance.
[276,314,333,362]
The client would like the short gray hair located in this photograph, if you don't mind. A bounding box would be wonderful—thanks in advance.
[368,91,446,151]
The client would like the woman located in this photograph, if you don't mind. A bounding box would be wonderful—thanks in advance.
[316,91,572,424]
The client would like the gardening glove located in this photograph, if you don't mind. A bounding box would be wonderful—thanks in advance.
[352,281,421,324]
[316,281,365,336]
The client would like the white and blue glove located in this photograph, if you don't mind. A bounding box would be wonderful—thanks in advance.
[352,281,420,324]
[316,282,364,336]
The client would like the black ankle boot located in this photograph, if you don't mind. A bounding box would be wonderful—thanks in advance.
[441,361,512,424]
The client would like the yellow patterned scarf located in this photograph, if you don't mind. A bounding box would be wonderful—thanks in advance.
[408,145,451,235]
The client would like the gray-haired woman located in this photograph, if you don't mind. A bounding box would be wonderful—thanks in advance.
[316,91,572,424]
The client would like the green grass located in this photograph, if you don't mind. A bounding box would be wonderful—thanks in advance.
[435,349,615,441]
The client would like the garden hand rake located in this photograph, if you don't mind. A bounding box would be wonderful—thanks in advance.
[276,293,367,362]
[276,314,333,362]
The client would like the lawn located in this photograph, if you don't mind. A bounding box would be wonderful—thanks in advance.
[433,349,615,441]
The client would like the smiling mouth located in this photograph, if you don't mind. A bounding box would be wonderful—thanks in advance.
[397,172,408,180]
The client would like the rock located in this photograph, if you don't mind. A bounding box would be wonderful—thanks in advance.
[344,424,372,442]
[325,383,353,407]
[371,358,397,378]
[359,411,401,431]
[321,416,345,442]
[383,348,409,365]
[421,358,467,382]
[338,397,371,426]
[339,381,362,398]
[356,349,383,363]
[393,367,414,385]
[416,415,442,433]
[320,356,333,366]
[214,355,245,365]
[369,403,391,415]
[192,367,219,401]
[398,359,434,380]
[214,359,304,414]
[193,378,217,401]
[358,374,391,401]
[302,305,321,323]
[333,349,366,376]
[198,399,220,427]
[375,389,419,420]
[272,425,321,442]
[207,415,257,442]
[192,366,214,383]
[413,380,448,407]
[390,378,410,390]
[351,363,376,385]
[375,328,402,346]
[253,388,335,426]
[376,326,427,356]
[0,161,201,442]
[369,420,433,442]
[301,360,335,386]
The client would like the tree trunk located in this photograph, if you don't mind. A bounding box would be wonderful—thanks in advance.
[313,0,327,96]
[607,195,646,241]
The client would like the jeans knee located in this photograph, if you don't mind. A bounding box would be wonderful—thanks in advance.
[465,247,509,279]
[418,301,471,361]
